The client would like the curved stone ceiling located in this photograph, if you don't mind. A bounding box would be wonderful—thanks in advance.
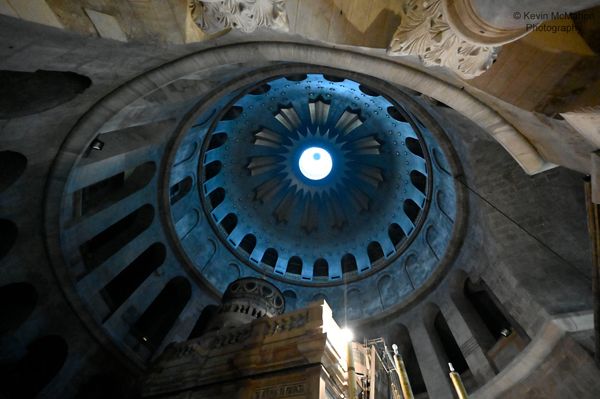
[193,73,431,284]
[44,47,470,366]
[167,66,465,321]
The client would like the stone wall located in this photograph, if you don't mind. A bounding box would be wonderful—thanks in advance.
[358,102,597,398]
[0,13,598,399]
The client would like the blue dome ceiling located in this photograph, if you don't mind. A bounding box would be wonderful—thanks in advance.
[52,63,463,325]
[198,74,431,283]
[164,66,463,319]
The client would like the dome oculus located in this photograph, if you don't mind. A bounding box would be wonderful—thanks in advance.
[190,72,443,285]
[298,147,333,180]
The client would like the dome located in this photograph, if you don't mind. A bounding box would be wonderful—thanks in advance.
[3,6,598,397]
[166,68,463,319]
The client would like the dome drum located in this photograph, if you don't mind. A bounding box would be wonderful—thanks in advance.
[166,65,465,321]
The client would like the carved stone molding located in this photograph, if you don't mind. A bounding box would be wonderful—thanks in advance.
[388,0,499,79]
[443,0,529,46]
[190,0,289,34]
[561,107,600,149]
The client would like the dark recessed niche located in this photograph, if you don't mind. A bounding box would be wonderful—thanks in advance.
[0,70,91,118]
[131,277,191,352]
[208,187,225,208]
[220,213,238,234]
[367,241,384,264]
[323,74,345,82]
[410,170,427,194]
[388,106,408,122]
[406,137,425,158]
[79,205,155,275]
[221,106,243,121]
[388,223,406,247]
[433,310,471,377]
[204,161,222,180]
[341,253,358,274]
[75,161,155,218]
[0,219,17,260]
[188,305,219,339]
[285,74,307,82]
[239,234,257,255]
[0,335,68,398]
[207,132,228,151]
[74,372,133,399]
[393,325,428,395]
[359,85,379,96]
[0,282,37,334]
[249,84,271,95]
[0,151,27,193]
[100,243,166,315]
[261,248,278,268]
[169,176,193,205]
[286,256,303,275]
[404,199,421,224]
[313,258,329,277]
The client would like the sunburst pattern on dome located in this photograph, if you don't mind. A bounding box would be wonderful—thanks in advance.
[247,102,385,233]
[199,74,432,283]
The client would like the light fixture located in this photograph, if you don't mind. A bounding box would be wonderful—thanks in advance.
[298,146,333,180]
[91,138,104,151]
[340,327,354,343]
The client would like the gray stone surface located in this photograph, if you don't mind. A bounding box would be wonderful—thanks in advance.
[0,12,598,399]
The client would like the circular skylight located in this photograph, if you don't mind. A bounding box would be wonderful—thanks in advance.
[298,147,333,180]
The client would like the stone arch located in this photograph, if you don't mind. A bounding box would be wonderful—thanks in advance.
[130,276,192,351]
[100,243,166,316]
[78,204,155,278]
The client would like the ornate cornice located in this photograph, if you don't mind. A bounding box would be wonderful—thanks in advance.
[443,0,529,46]
[388,0,499,79]
[190,0,289,33]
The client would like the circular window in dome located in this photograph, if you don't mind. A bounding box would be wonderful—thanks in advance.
[298,147,333,180]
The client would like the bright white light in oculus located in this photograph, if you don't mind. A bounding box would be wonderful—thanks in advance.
[299,147,333,180]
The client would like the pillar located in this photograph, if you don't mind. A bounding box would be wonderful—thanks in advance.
[442,298,497,383]
[408,320,455,398]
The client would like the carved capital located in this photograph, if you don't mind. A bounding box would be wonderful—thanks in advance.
[190,0,289,34]
[388,0,499,79]
[443,0,529,46]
